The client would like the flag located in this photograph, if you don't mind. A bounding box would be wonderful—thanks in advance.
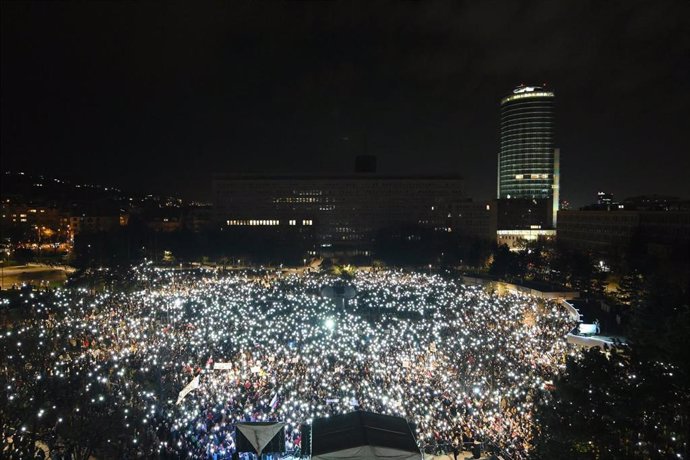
[176,375,200,405]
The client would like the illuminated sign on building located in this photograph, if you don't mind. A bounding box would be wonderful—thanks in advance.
[513,86,538,94]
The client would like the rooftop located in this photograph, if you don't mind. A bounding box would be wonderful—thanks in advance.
[501,85,555,104]
[213,173,463,181]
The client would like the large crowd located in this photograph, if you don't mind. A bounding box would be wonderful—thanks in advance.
[1,264,576,459]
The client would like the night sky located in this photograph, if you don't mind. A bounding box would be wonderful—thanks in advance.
[2,1,689,206]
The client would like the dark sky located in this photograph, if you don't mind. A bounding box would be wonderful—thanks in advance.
[2,1,689,205]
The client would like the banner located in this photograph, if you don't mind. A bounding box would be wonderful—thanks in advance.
[213,362,233,370]
[176,375,200,405]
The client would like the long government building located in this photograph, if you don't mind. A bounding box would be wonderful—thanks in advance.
[213,165,495,252]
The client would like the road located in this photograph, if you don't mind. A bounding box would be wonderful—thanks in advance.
[0,263,75,289]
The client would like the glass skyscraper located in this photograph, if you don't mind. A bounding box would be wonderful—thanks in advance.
[497,85,559,229]
[498,85,556,200]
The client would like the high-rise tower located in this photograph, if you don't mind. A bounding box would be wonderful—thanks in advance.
[497,85,559,228]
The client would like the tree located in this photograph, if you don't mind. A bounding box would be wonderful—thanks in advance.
[533,271,690,460]
[488,245,519,279]
[532,346,688,460]
[615,270,644,307]
[589,272,608,298]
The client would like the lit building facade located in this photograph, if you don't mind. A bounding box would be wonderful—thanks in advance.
[498,85,556,201]
[597,192,614,207]
[213,174,465,250]
[496,85,559,245]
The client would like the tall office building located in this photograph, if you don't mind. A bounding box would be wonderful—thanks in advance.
[498,85,556,201]
[496,85,559,246]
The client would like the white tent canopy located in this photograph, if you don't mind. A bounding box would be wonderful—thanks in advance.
[311,411,421,460]
[236,422,286,456]
[313,445,421,460]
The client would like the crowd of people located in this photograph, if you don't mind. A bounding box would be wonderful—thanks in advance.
[1,264,576,459]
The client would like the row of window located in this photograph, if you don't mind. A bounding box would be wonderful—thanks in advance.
[226,219,314,226]
[274,197,322,203]
[227,219,280,226]
[513,174,550,180]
